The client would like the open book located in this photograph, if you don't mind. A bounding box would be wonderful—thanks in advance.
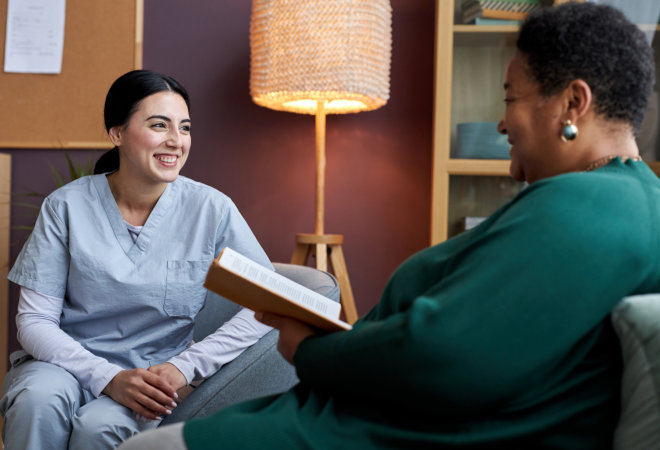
[204,247,352,332]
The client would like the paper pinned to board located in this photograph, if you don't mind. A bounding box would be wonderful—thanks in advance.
[4,0,66,74]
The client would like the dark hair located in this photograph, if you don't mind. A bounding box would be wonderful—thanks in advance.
[516,2,655,133]
[94,70,191,174]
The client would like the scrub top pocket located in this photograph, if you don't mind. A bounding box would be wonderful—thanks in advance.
[164,260,210,317]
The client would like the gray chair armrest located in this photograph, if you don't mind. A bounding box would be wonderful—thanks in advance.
[161,262,339,425]
[162,329,294,424]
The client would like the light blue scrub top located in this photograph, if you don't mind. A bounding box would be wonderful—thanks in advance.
[8,174,271,370]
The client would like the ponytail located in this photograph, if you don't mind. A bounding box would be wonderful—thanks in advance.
[94,147,120,174]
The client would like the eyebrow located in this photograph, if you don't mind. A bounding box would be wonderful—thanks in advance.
[147,115,191,123]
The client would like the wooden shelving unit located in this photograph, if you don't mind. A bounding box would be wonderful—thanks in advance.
[431,1,522,244]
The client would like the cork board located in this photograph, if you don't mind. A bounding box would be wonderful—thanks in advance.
[0,0,143,149]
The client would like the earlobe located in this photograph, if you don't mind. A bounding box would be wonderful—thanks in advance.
[108,127,122,147]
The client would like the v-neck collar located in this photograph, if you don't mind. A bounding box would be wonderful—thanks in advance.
[92,174,174,263]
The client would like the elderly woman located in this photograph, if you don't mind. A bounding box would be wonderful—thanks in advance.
[121,3,658,449]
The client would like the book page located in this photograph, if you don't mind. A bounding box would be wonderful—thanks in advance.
[219,248,341,320]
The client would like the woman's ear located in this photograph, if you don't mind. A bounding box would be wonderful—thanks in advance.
[564,79,593,121]
[108,126,122,147]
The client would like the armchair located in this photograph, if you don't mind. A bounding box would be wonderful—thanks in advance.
[161,262,340,424]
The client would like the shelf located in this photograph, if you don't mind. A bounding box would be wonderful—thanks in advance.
[446,159,510,176]
[453,25,519,33]
[453,25,518,47]
[452,24,659,47]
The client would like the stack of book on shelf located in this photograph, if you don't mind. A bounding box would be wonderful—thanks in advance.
[461,0,549,25]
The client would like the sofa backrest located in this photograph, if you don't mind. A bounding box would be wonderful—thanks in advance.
[611,294,660,449]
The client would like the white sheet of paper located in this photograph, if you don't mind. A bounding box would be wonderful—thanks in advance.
[4,0,66,74]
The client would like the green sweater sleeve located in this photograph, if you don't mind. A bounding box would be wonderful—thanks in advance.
[294,170,656,414]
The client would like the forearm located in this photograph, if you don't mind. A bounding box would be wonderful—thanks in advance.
[17,287,123,397]
[168,307,271,382]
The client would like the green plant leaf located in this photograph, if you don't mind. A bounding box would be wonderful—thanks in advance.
[14,153,95,235]
[48,162,65,188]
[65,152,78,181]
[12,190,46,197]
[12,225,37,231]
[11,202,40,210]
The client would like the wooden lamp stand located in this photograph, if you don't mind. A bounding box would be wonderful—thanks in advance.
[290,102,358,324]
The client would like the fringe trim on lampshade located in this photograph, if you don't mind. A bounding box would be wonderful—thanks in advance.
[249,0,392,115]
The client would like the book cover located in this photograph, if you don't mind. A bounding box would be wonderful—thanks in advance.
[204,247,352,332]
[462,0,544,23]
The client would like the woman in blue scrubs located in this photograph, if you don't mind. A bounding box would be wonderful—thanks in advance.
[0,70,273,449]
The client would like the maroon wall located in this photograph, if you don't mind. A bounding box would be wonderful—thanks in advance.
[3,0,435,354]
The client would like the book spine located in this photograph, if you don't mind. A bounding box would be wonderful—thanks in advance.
[482,0,541,7]
[481,8,530,20]
[462,0,542,24]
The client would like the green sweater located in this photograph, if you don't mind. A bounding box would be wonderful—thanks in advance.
[184,158,660,449]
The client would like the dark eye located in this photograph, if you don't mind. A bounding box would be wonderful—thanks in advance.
[181,124,191,133]
[152,122,166,128]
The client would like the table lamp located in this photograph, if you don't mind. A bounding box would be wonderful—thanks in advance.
[249,0,392,323]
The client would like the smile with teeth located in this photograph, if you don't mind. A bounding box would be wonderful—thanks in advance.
[155,154,178,164]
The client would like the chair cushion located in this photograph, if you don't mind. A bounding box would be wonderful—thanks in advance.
[611,294,660,450]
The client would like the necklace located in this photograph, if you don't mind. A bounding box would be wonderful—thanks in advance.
[584,155,642,172]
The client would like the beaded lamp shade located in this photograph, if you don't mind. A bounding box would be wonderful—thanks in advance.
[248,0,392,325]
[249,0,392,115]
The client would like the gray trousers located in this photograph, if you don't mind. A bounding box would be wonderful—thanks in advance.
[0,357,160,450]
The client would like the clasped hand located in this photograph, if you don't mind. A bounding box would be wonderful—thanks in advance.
[102,362,187,421]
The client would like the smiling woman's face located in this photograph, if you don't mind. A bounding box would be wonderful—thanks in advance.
[497,52,564,183]
[110,91,191,186]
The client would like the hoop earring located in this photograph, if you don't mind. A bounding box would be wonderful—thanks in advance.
[561,120,578,142]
